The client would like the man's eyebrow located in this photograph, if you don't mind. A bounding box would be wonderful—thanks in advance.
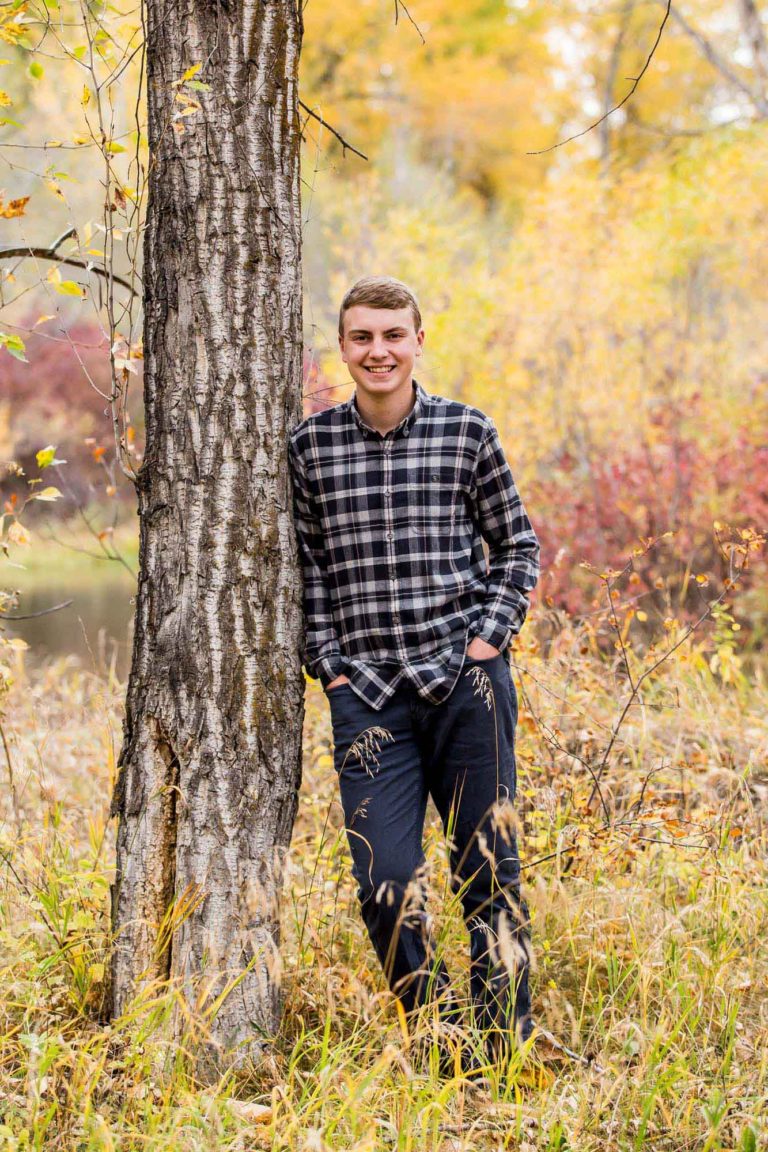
[347,327,408,336]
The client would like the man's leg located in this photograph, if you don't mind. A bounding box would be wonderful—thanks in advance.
[422,654,533,1057]
[327,681,461,1025]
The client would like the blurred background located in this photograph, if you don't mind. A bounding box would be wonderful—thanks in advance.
[1,0,766,678]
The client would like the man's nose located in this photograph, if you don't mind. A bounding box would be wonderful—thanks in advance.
[370,338,388,357]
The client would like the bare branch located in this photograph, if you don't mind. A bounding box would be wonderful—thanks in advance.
[0,243,138,294]
[298,100,368,160]
[0,598,74,620]
[394,0,426,45]
[526,0,672,155]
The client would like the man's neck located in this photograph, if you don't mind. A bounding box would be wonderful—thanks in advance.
[354,379,416,435]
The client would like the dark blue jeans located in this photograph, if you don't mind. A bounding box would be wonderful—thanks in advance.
[327,651,533,1053]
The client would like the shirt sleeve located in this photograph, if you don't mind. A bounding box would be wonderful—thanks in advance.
[288,434,348,687]
[468,418,541,652]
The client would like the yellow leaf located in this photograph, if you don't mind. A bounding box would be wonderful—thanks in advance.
[88,963,105,982]
[32,486,62,502]
[104,141,126,153]
[0,90,12,107]
[81,84,91,106]
[73,134,91,145]
[33,314,55,327]
[636,610,647,622]
[5,636,29,651]
[36,445,57,468]
[174,62,201,85]
[54,280,86,297]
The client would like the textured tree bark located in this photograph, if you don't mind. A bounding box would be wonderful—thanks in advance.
[109,0,304,1076]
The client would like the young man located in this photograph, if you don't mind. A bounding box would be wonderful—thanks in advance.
[288,275,541,1071]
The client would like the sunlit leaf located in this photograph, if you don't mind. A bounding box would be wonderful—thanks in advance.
[31,486,62,501]
[36,445,66,469]
[173,62,201,86]
[0,332,27,361]
[53,279,86,297]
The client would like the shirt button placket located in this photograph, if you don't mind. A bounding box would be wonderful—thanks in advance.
[382,438,407,658]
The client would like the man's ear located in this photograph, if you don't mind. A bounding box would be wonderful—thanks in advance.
[338,333,347,363]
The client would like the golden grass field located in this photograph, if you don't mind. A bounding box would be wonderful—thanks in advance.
[0,582,766,1150]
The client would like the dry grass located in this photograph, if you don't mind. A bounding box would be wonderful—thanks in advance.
[0,612,766,1150]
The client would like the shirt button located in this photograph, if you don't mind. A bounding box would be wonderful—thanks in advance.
[386,531,393,539]
[383,488,391,497]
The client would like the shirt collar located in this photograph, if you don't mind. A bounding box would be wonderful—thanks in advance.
[348,379,426,441]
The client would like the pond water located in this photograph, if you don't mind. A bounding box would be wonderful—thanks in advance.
[4,578,137,681]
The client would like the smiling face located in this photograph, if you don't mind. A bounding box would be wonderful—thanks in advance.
[338,304,425,402]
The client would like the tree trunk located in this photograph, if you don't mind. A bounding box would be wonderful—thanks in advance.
[109,0,304,1077]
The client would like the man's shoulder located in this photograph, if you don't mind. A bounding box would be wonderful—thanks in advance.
[289,400,350,449]
[424,390,493,434]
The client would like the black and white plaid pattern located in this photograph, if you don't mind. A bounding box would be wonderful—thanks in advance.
[288,379,540,710]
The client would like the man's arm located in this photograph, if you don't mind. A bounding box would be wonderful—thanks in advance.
[468,417,541,652]
[288,435,348,688]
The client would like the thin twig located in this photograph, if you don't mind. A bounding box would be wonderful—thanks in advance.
[298,100,368,160]
[526,0,672,155]
[0,599,74,621]
[394,0,426,44]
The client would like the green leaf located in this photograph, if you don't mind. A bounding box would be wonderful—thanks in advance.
[31,486,62,502]
[186,80,211,91]
[29,61,44,79]
[740,1128,757,1152]
[0,332,27,361]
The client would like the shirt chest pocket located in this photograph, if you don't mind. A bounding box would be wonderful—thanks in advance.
[407,470,460,536]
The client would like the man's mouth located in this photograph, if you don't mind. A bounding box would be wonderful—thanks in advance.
[365,365,397,375]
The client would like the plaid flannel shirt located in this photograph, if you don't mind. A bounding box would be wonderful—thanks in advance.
[288,379,540,711]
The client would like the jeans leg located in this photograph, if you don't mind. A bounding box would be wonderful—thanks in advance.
[423,655,533,1052]
[328,683,461,1024]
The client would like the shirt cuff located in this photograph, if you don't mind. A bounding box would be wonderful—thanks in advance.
[469,616,514,653]
[315,654,348,688]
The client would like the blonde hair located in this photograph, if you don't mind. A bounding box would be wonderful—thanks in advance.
[338,275,422,337]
